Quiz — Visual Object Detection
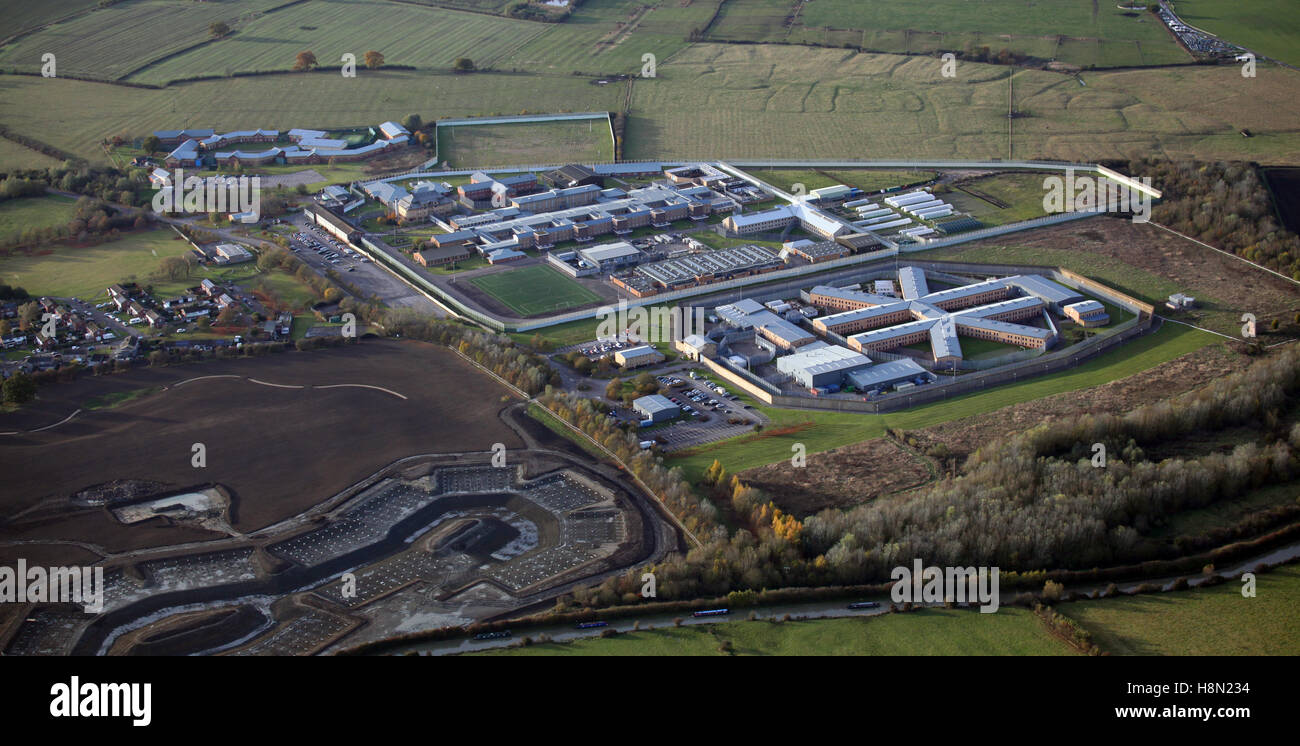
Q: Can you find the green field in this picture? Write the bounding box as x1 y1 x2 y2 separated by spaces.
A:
0 194 78 239
1172 0 1300 67
1 0 108 40
1062 564 1300 655
2 2 1300 175
0 229 193 299
724 0 1193 68
469 264 603 316
479 607 1073 656
437 118 614 168
623 44 1300 164
668 323 1220 480
0 72 624 164
127 0 551 84
944 172 1054 225
0 0 288 81
0 139 66 171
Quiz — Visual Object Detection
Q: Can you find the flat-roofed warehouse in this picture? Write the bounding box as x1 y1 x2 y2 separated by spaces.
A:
578 241 642 271
846 358 931 392
634 394 679 423
775 343 873 389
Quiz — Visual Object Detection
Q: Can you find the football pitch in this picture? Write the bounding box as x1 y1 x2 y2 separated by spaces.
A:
468 264 603 317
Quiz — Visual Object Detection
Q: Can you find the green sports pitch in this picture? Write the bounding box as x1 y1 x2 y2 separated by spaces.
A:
468 264 603 317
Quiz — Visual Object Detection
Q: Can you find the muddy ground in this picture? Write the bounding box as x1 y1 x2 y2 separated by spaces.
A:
0 340 525 557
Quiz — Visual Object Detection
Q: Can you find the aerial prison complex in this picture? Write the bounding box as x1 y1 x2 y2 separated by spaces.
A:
675 266 1113 397
154 121 412 169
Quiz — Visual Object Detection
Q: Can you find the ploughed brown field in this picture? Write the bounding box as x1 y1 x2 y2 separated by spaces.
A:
0 340 524 558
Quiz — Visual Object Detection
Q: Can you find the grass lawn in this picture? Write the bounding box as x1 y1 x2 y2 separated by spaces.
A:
0 229 193 300
437 118 614 169
479 607 1072 656
690 231 786 250
82 386 162 411
945 172 1054 226
469 264 602 317
668 323 1220 480
0 195 79 239
1061 564 1300 655
0 139 66 171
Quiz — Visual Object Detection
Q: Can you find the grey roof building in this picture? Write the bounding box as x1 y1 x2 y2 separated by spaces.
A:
634 394 680 423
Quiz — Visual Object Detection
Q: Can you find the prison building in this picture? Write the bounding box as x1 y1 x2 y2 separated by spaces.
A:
921 278 1011 311
953 295 1045 324
542 164 604 189
458 172 541 208
723 202 848 239
1002 275 1084 313
153 128 216 146
955 316 1054 348
775 343 873 389
511 184 602 212
415 245 472 266
715 298 769 328
614 344 665 370
807 285 899 312
897 266 929 300
635 245 782 290
1063 300 1109 327
752 312 817 351
305 203 362 244
784 239 850 264
813 301 914 335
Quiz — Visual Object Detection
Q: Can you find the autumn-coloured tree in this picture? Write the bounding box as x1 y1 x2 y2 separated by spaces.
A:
364 50 384 69
293 50 318 71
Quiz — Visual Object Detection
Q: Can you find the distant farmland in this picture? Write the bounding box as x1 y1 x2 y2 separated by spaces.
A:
0 72 624 163
127 0 551 84
0 0 288 80
710 0 1190 68
437 118 614 168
